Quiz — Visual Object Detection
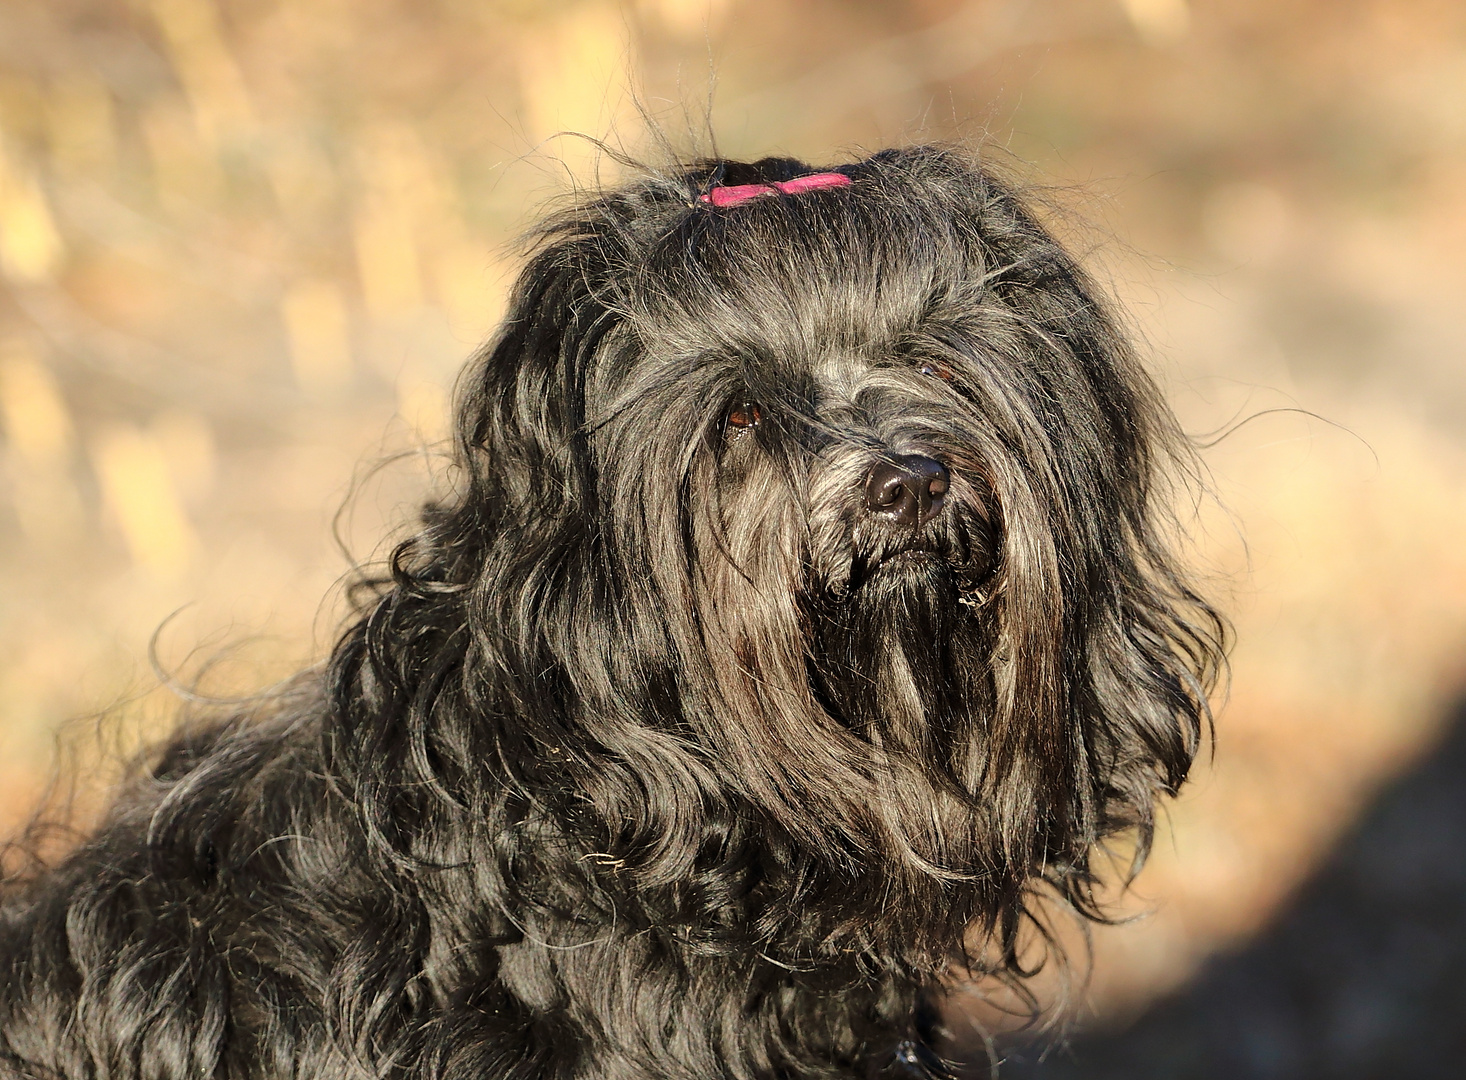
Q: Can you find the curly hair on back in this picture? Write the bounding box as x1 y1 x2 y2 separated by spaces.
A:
0 145 1224 1080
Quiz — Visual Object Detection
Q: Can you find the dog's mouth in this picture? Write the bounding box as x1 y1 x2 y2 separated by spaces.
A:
848 542 949 591
874 548 940 570
845 538 995 608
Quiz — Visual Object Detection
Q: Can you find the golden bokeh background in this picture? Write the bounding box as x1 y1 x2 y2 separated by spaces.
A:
2 0 1465 1072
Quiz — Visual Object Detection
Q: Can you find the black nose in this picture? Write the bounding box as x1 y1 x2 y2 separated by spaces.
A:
864 455 950 527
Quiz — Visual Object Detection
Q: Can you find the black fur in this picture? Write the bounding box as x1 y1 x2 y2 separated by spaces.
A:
0 147 1223 1079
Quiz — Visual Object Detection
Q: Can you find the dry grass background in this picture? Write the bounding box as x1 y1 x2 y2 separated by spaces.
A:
2 0 1465 1067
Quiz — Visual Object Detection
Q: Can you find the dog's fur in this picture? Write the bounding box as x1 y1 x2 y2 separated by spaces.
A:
0 147 1223 1079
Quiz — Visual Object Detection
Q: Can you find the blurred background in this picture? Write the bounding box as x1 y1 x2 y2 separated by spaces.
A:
1 0 1464 1075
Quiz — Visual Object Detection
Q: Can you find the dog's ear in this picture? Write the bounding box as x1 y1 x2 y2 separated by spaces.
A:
454 235 619 527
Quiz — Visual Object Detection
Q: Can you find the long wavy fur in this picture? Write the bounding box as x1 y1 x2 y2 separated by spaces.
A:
0 146 1224 1079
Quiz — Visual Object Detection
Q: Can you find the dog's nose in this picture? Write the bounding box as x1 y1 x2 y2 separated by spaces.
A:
864 455 949 527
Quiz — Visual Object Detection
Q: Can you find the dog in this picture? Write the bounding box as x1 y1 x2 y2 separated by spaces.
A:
0 146 1223 1079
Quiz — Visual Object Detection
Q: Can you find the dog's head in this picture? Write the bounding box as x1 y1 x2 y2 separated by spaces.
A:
364 147 1223 968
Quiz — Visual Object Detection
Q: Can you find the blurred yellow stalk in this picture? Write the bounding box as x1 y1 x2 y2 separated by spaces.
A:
354 194 424 317
0 141 64 283
92 423 198 579
519 3 638 182
1122 0 1191 46
0 341 74 467
0 342 84 544
148 0 256 147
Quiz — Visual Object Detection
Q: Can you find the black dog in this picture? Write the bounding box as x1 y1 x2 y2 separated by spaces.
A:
0 147 1223 1079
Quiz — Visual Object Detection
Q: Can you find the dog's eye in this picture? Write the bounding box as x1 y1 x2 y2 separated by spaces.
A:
726 402 762 431
918 360 953 381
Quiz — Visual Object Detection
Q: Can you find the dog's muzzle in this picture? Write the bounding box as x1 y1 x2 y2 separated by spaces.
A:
864 455 949 527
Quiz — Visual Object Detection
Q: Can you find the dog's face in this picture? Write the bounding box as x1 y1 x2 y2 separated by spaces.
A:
440 148 1222 962
586 294 1014 801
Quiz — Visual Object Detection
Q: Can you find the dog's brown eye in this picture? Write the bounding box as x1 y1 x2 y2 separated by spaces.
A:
918 360 953 381
726 402 761 431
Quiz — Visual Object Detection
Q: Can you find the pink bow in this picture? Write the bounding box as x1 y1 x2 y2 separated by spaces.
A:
699 172 851 208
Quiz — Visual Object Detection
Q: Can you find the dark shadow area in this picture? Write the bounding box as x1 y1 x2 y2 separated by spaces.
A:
996 690 1466 1079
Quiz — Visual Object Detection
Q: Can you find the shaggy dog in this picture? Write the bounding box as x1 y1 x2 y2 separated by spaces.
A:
0 147 1223 1080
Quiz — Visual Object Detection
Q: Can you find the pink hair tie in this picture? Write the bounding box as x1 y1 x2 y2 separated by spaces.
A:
700 172 851 208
